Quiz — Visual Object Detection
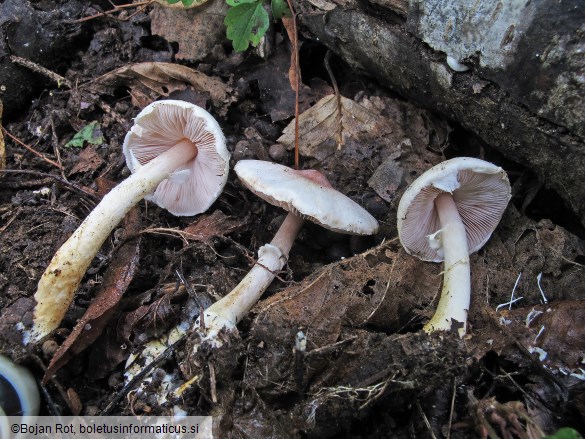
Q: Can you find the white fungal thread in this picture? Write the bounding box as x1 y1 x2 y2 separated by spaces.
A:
534 325 545 343
509 272 522 310
496 296 523 311
525 308 543 327
536 272 548 304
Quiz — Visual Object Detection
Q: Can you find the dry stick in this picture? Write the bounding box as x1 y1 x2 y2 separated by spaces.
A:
0 169 98 203
10 55 129 131
10 55 72 88
416 400 438 439
446 377 457 439
100 336 186 415
324 51 343 147
1 127 64 170
66 0 153 23
285 0 300 170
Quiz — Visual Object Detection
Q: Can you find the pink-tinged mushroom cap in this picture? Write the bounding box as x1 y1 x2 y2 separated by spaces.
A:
123 100 229 216
234 160 379 235
397 157 511 262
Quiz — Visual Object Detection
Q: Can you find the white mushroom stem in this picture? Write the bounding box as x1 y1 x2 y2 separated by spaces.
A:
423 192 471 337
199 212 305 345
30 139 198 342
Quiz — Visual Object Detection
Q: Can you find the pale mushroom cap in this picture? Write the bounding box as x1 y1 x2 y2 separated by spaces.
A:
397 157 511 262
123 100 229 216
234 160 379 235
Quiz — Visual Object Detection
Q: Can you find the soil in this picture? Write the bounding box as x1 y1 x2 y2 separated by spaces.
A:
1 0 584 437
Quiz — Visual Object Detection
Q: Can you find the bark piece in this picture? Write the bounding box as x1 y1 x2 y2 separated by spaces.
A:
299 0 585 224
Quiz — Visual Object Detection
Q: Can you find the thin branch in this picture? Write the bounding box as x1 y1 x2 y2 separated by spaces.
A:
9 55 129 130
100 335 186 415
1 127 64 170
10 55 72 88
65 1 153 23
324 51 343 147
0 169 98 203
285 0 300 170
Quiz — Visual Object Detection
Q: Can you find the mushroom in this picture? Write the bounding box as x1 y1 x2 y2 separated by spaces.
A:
30 100 229 342
0 355 40 416
199 160 379 344
397 157 510 337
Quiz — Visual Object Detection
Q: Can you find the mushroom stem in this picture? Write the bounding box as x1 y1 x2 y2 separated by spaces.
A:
200 212 304 342
31 139 198 342
423 192 471 337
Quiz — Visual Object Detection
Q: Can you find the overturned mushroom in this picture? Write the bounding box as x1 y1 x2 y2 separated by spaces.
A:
30 100 229 342
0 355 39 417
199 160 379 345
397 157 510 337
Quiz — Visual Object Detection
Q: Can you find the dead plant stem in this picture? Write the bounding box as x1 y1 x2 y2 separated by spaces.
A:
285 0 300 170
66 1 153 23
0 169 98 202
1 127 64 170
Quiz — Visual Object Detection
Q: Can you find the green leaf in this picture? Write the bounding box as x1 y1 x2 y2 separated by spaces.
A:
182 0 196 6
65 122 104 148
544 428 583 439
167 0 182 4
226 0 258 6
225 2 269 52
271 0 290 19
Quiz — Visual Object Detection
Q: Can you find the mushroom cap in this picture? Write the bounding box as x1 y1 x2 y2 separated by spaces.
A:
234 160 379 235
397 157 511 262
123 100 229 216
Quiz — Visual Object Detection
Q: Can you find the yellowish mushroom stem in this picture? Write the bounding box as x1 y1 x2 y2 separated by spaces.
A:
30 139 197 342
423 192 471 337
199 212 304 344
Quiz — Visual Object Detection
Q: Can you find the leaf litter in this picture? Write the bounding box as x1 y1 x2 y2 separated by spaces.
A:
0 4 583 437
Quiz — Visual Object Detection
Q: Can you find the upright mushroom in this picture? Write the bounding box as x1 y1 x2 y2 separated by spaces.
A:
199 160 379 344
30 100 229 342
397 157 510 337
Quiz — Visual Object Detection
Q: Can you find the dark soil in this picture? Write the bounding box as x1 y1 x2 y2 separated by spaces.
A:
1 0 584 437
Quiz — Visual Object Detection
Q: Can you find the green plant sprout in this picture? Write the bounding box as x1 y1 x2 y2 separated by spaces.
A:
225 0 290 51
65 121 104 148
165 0 290 52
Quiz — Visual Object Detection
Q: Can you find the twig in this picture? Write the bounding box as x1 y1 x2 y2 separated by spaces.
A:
416 400 438 439
446 377 456 439
10 55 72 88
324 51 343 147
0 208 20 234
209 362 217 403
100 335 186 415
66 1 153 23
10 56 129 130
1 127 64 170
0 169 97 203
285 0 300 170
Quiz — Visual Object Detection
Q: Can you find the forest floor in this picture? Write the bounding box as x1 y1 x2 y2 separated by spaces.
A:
0 0 584 437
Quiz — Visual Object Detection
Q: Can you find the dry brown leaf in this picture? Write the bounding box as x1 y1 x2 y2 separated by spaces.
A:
255 238 440 338
69 146 105 176
278 94 395 160
92 62 232 111
183 210 249 242
123 295 177 345
499 300 585 374
151 2 227 62
153 0 209 8
281 17 300 92
43 181 142 382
